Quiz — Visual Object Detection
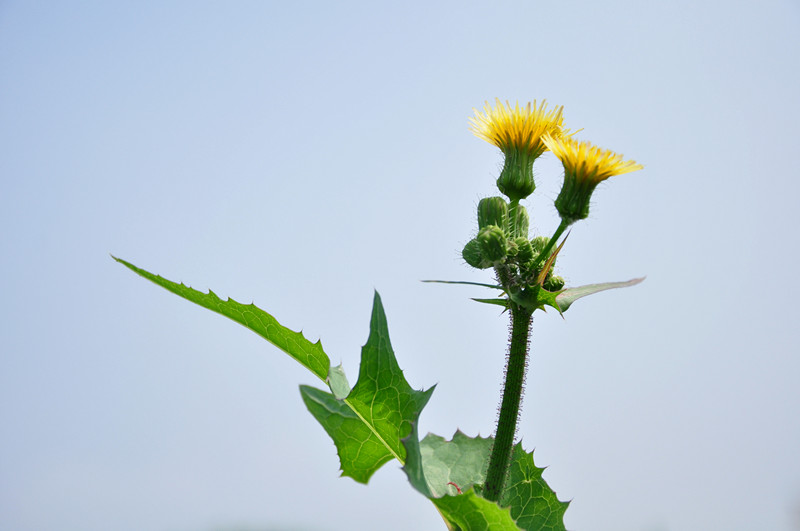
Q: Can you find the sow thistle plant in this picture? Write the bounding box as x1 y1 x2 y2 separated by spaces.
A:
115 98 643 531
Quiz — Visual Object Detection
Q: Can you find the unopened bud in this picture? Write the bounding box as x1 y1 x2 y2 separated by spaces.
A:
477 225 507 264
477 197 508 230
531 236 549 255
506 238 519 257
514 237 534 264
544 275 565 291
462 238 492 269
507 203 530 239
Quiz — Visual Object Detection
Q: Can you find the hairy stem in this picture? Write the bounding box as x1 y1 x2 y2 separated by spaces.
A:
483 304 533 502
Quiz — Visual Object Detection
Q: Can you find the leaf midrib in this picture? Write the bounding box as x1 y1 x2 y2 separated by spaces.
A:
343 397 405 465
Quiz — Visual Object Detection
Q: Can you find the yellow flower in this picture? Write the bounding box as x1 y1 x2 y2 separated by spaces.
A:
469 99 568 201
470 99 566 160
541 133 643 223
541 134 643 184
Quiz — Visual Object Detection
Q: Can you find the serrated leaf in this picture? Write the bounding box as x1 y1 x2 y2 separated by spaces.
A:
402 420 434 497
113 256 330 381
417 431 493 497
300 292 434 483
345 291 435 463
500 443 569 530
402 431 568 531
535 289 562 315
117 258 429 485
435 489 520 531
299 385 394 483
556 277 645 312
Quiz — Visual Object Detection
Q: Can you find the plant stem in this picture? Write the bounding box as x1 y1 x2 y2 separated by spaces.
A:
483 304 533 502
535 218 570 270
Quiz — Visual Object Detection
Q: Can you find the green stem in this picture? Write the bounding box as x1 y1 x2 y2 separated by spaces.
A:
483 304 533 502
535 218 570 270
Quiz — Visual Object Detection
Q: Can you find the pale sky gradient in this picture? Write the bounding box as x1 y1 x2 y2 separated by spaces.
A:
2 2 799 530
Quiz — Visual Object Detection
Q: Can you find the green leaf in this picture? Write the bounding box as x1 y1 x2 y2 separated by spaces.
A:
500 443 569 530
117 258 430 484
401 421 434 497
435 489 520 531
301 292 434 483
556 277 645 312
345 291 435 463
113 256 330 381
411 431 493 498
402 431 568 531
299 385 394 483
534 289 561 315
509 287 548 312
471 298 509 308
422 280 503 290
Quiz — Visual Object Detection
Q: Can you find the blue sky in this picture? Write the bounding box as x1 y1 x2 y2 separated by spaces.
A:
2 1 799 530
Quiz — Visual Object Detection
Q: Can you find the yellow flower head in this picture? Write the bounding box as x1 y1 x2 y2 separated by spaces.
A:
541 134 643 184
470 98 569 201
541 133 643 224
470 98 567 160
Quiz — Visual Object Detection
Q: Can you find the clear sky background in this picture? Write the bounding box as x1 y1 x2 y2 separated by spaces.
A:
2 2 799 530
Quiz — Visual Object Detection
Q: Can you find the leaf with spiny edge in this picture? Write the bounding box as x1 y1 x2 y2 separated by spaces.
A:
117 257 434 485
500 443 569 530
299 385 394 483
344 291 435 464
303 292 434 483
402 430 568 531
113 256 330 381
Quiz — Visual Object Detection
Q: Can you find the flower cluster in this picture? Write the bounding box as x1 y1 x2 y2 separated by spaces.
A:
464 98 642 295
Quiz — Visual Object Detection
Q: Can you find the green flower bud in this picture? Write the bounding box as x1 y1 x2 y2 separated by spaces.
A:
477 225 507 264
477 196 508 230
530 236 556 271
506 238 519 257
513 237 534 264
507 203 530 239
544 275 565 291
530 236 549 254
462 238 492 269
